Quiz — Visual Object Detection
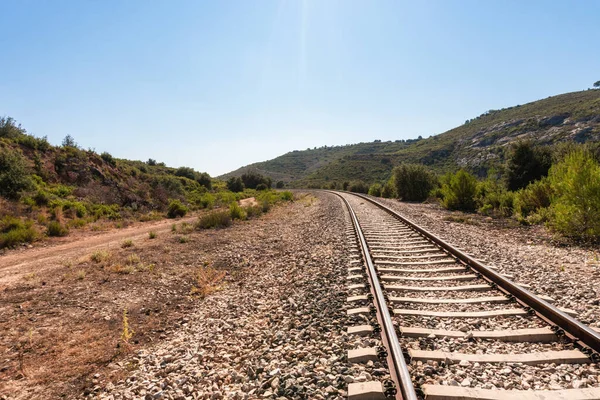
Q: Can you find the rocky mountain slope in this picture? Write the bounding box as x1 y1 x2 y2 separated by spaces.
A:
221 90 600 187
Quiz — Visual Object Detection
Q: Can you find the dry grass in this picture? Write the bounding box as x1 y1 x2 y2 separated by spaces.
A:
190 264 226 298
121 239 134 248
90 250 110 263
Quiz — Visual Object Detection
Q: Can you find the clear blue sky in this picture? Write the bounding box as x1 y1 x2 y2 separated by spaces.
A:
1 1 599 176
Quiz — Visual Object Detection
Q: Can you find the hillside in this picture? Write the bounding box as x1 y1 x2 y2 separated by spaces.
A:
221 90 600 187
0 117 218 248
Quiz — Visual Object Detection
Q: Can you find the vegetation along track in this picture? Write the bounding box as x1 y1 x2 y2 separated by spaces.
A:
333 191 600 400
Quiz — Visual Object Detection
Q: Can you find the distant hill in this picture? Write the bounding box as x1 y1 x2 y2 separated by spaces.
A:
220 90 600 187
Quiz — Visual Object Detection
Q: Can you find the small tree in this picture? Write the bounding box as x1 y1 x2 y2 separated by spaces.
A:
547 149 600 241
227 176 244 192
0 149 32 199
348 180 369 194
275 180 285 189
505 141 552 191
62 134 77 148
441 169 478 211
368 183 382 197
392 164 436 201
593 80 600 89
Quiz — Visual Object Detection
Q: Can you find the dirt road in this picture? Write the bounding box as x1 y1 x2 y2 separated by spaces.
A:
0 215 197 287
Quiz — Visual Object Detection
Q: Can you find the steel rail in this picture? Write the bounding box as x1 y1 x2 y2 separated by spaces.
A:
333 192 418 400
350 192 600 358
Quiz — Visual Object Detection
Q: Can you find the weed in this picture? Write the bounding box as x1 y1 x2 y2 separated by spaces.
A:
148 231 157 239
121 239 134 248
190 265 226 298
178 236 190 243
179 222 193 234
121 308 134 345
90 250 110 263
76 269 86 280
171 224 177 233
23 272 36 281
126 254 141 265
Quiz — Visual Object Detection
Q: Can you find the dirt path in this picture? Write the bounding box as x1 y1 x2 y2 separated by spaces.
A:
0 215 197 287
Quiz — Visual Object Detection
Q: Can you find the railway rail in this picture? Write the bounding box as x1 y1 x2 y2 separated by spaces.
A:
334 191 600 400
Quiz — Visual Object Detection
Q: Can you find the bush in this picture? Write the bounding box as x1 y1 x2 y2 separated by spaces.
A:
381 179 396 198
62 134 77 148
547 149 600 241
226 176 244 192
196 211 232 229
0 217 37 248
441 169 478 211
47 221 69 237
276 181 285 189
229 202 247 220
279 191 293 201
513 178 553 221
245 205 263 219
392 164 437 201
0 148 32 199
348 180 369 194
101 152 116 166
368 183 382 197
477 179 515 217
256 183 268 191
505 141 552 191
167 199 188 218
241 171 271 189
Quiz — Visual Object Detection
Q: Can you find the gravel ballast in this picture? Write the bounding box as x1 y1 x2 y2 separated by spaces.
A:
89 192 360 400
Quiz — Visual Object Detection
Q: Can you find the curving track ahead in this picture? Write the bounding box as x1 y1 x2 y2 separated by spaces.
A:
335 191 600 400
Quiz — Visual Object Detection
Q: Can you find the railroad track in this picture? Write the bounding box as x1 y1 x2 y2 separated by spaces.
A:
335 191 600 400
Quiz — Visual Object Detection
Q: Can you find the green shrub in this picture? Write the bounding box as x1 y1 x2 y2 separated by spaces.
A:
368 183 382 197
381 179 396 198
47 221 69 237
256 183 268 191
91 204 121 220
514 178 553 221
33 190 50 206
279 191 293 201
245 205 263 219
348 180 369 194
216 191 238 207
392 164 437 201
547 149 600 241
0 148 32 199
226 176 244 192
241 171 271 189
0 222 37 248
477 179 515 217
101 152 116 166
229 202 247 220
505 141 552 191
167 199 188 218
441 169 478 211
196 211 232 229
50 185 73 198
276 181 285 189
